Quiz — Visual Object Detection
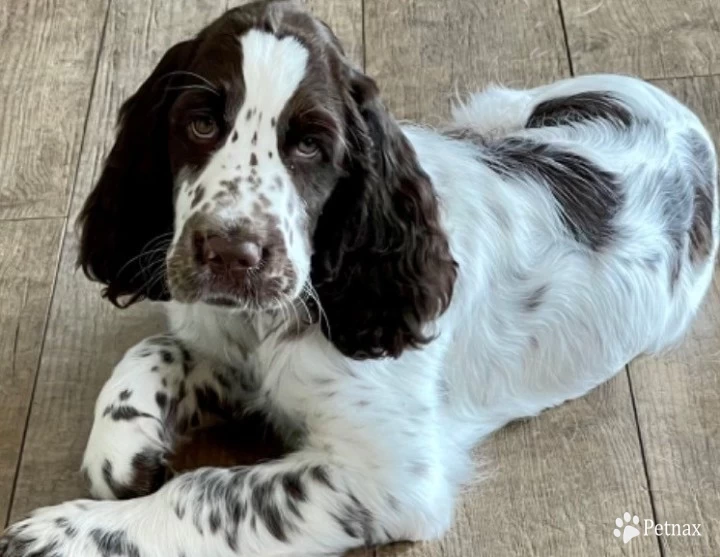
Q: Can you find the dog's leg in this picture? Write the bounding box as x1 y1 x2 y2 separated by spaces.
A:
1 446 450 557
81 334 249 500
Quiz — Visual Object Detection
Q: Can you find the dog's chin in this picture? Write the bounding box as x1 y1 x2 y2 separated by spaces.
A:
195 286 303 313
168 271 304 313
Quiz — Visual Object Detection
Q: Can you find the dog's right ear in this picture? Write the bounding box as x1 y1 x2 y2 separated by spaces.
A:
77 40 197 307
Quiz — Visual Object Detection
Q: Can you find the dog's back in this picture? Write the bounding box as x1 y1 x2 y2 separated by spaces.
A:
404 75 718 440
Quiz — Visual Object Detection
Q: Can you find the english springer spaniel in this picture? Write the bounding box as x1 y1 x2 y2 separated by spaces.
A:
1 1 717 556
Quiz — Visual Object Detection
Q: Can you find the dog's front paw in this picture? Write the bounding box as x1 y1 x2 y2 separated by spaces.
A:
82 340 184 499
0 500 136 557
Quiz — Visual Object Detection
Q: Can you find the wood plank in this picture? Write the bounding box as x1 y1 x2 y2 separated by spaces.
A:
562 0 720 80
0 0 110 219
364 0 570 123
7 0 228 520
306 0 363 67
365 2 657 556
378 375 659 557
0 219 63 526
9 0 365 525
628 76 720 557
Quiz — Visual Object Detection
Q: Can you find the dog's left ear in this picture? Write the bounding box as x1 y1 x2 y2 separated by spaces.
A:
311 66 457 360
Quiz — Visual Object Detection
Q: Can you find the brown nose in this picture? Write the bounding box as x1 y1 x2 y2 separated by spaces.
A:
200 235 262 272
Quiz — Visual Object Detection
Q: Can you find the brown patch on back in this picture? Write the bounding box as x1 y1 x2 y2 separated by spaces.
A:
527 92 633 129
686 130 717 265
485 138 622 250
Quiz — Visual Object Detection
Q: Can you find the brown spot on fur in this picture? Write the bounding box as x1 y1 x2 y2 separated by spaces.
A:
191 185 205 209
259 194 271 208
271 117 276 127
442 127 486 145
686 130 716 265
268 151 273 159
525 284 548 311
201 202 211 212
220 178 240 195
246 109 252 121
231 130 238 142
485 138 621 250
251 131 258 145
250 153 258 166
527 92 633 128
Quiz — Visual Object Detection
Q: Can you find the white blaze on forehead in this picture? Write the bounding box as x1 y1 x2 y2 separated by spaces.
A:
240 29 309 110
173 30 309 230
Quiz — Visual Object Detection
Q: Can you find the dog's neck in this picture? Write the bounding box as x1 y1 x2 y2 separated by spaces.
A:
165 297 314 366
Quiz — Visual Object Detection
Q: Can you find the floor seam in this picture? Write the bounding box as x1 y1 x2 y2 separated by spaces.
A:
626 366 665 557
555 0 575 76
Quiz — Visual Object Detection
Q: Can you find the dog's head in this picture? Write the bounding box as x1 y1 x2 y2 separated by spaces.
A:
78 0 456 359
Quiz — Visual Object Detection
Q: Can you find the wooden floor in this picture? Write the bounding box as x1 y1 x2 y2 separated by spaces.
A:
1 0 719 555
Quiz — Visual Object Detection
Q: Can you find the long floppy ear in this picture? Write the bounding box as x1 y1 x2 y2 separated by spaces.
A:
311 68 457 359
77 40 196 307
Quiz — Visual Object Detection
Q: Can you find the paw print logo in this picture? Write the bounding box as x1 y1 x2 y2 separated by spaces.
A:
614 512 641 544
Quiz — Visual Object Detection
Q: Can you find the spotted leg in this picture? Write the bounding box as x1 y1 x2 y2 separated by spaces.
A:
1 443 451 557
81 334 248 500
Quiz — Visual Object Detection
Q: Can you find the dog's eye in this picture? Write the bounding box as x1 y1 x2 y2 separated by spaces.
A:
293 137 321 158
188 117 219 141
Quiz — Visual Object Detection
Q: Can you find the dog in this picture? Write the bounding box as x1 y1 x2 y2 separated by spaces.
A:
1 1 717 555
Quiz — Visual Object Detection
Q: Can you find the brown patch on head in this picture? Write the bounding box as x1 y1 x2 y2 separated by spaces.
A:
190 185 205 209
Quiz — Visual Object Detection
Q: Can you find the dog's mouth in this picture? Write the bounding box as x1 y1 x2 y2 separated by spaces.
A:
166 260 297 310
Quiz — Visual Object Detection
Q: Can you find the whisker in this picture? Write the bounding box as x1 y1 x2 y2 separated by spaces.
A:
166 84 221 96
159 70 219 91
115 232 174 279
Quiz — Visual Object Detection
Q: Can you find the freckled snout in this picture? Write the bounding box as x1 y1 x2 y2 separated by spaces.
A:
167 212 296 307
